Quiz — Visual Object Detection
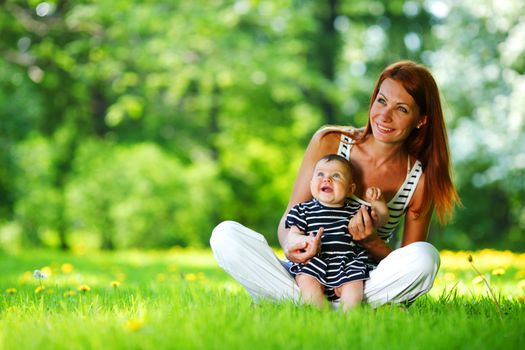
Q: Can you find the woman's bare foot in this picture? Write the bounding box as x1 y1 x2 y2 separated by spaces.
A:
364 187 389 228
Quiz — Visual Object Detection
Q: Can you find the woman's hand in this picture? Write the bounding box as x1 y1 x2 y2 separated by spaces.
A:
348 206 380 243
346 126 365 140
284 227 324 264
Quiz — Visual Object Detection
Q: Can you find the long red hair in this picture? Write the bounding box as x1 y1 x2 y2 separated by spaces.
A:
361 60 460 223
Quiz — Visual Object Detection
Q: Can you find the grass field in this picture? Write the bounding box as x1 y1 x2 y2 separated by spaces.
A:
1 248 524 349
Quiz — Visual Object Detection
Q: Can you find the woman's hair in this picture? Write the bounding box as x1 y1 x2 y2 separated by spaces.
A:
319 61 460 223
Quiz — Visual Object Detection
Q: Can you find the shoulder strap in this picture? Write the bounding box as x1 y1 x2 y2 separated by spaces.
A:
337 133 353 160
402 160 423 210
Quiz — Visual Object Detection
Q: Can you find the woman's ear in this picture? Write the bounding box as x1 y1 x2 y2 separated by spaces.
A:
416 115 428 129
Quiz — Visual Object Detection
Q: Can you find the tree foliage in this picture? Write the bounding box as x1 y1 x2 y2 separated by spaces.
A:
0 0 523 251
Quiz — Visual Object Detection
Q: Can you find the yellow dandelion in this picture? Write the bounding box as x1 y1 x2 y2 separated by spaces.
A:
111 281 121 288
518 280 525 291
6 288 17 294
35 286 46 294
78 284 91 293
491 268 505 276
124 318 144 332
156 273 166 282
61 263 74 274
64 290 76 297
184 273 197 281
472 276 484 285
167 265 178 272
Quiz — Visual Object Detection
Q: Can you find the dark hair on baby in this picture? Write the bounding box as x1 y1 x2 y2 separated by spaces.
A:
317 154 353 178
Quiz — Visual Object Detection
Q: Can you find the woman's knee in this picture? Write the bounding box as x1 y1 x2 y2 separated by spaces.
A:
404 241 440 277
210 220 239 251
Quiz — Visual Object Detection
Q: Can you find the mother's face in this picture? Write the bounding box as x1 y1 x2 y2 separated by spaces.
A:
369 78 426 145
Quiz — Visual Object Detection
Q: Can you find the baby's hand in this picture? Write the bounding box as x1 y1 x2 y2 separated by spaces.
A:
364 187 383 202
364 187 389 228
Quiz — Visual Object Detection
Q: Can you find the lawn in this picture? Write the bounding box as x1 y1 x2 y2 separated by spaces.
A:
1 248 524 349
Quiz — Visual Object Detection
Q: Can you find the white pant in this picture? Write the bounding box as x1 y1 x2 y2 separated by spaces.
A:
210 221 440 307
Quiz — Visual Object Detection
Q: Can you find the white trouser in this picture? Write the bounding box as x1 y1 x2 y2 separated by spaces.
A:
210 221 440 307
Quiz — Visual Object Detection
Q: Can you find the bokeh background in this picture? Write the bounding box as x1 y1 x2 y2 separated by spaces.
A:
0 0 524 252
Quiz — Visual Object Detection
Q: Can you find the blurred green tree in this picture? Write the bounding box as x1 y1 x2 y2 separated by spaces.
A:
0 0 523 250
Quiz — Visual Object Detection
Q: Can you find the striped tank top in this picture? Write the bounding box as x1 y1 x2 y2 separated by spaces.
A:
337 133 423 243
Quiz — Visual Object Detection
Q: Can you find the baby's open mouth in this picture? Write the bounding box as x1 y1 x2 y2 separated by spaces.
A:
321 186 333 193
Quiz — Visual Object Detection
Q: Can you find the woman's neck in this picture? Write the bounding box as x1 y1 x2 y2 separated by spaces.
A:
361 136 407 168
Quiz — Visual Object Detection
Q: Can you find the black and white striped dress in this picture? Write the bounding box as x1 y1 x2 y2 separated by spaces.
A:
286 199 371 300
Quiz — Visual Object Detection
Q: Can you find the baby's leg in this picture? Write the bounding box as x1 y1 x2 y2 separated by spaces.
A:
336 280 364 312
365 187 389 227
295 274 326 308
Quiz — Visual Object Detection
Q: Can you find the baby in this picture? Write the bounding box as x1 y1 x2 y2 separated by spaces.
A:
286 154 388 311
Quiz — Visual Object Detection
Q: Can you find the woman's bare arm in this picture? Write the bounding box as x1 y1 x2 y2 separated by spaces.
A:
401 172 433 246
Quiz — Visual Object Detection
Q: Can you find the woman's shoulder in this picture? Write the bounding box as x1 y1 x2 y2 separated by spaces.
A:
314 125 359 138
313 125 366 146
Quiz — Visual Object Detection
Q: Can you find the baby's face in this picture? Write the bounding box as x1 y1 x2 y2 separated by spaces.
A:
310 160 354 207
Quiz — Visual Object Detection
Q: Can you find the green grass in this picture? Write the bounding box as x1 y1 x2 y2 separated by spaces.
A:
1 248 524 349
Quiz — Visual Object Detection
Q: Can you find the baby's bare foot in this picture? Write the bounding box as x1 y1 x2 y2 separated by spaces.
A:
365 187 389 228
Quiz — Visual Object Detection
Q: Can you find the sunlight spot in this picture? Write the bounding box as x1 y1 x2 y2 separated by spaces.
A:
36 2 54 17
334 16 350 32
17 37 31 52
28 66 44 83
427 0 450 19
349 61 366 76
251 71 267 85
271 17 286 33
403 1 420 17
518 280 525 291
233 0 250 15
368 1 385 16
404 32 421 52
364 25 386 58
444 272 456 281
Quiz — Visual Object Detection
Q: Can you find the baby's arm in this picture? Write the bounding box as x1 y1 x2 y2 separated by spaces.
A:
364 187 389 228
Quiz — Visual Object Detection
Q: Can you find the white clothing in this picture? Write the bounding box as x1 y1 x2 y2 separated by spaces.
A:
210 220 440 307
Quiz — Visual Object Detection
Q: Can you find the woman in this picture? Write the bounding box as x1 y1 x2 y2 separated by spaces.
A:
210 60 460 307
